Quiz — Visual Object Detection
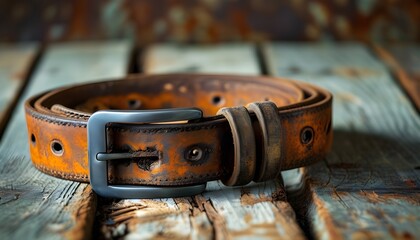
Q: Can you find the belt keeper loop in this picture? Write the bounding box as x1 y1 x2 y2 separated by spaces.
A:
217 106 256 186
247 101 282 182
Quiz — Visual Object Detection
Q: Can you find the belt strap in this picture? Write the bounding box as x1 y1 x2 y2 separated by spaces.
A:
25 74 332 192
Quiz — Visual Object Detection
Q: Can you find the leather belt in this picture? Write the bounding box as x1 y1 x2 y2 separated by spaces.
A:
25 74 333 198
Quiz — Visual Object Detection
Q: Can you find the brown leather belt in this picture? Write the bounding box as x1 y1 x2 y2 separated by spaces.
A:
25 74 333 198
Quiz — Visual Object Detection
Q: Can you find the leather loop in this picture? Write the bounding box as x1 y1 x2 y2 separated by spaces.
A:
217 106 256 186
247 101 282 182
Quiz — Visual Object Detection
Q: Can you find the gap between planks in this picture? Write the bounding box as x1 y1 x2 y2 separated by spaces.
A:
373 44 420 113
0 43 40 140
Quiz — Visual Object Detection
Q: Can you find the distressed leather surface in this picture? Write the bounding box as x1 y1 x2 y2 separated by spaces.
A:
25 74 333 186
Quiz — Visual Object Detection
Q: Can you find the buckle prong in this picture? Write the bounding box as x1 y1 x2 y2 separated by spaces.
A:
87 108 206 199
96 152 133 161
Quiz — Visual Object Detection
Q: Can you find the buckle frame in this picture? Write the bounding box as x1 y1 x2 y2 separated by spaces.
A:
87 108 206 199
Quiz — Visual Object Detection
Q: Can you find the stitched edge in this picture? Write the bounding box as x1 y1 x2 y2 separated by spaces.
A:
34 163 90 182
27 108 87 128
109 123 221 134
26 97 332 129
109 172 222 185
33 161 223 185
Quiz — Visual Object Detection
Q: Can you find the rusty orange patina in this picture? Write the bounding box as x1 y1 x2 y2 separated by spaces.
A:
25 74 333 187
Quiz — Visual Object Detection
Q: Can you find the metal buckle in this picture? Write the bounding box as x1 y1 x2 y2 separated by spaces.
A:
87 108 206 199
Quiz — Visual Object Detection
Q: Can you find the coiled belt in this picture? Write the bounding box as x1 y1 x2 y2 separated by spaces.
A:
25 74 333 198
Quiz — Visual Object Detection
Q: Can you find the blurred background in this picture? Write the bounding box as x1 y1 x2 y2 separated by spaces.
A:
0 2 419 239
1 0 419 44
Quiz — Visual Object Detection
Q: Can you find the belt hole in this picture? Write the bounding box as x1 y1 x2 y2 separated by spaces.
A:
31 134 36 144
163 83 173 91
212 95 224 106
128 99 141 109
184 144 210 163
51 140 64 156
301 127 314 145
185 146 204 162
179 85 188 93
186 147 203 161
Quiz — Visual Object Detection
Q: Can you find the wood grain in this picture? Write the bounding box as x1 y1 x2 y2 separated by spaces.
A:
0 41 132 240
0 43 38 137
374 44 420 112
142 43 260 75
263 43 420 239
98 43 305 239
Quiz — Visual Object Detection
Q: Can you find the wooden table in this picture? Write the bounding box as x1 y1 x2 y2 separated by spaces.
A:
0 41 418 240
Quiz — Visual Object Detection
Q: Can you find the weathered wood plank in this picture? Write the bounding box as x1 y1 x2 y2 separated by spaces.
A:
263 43 420 239
98 43 305 239
0 41 132 240
374 44 420 112
0 43 38 137
142 44 260 75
